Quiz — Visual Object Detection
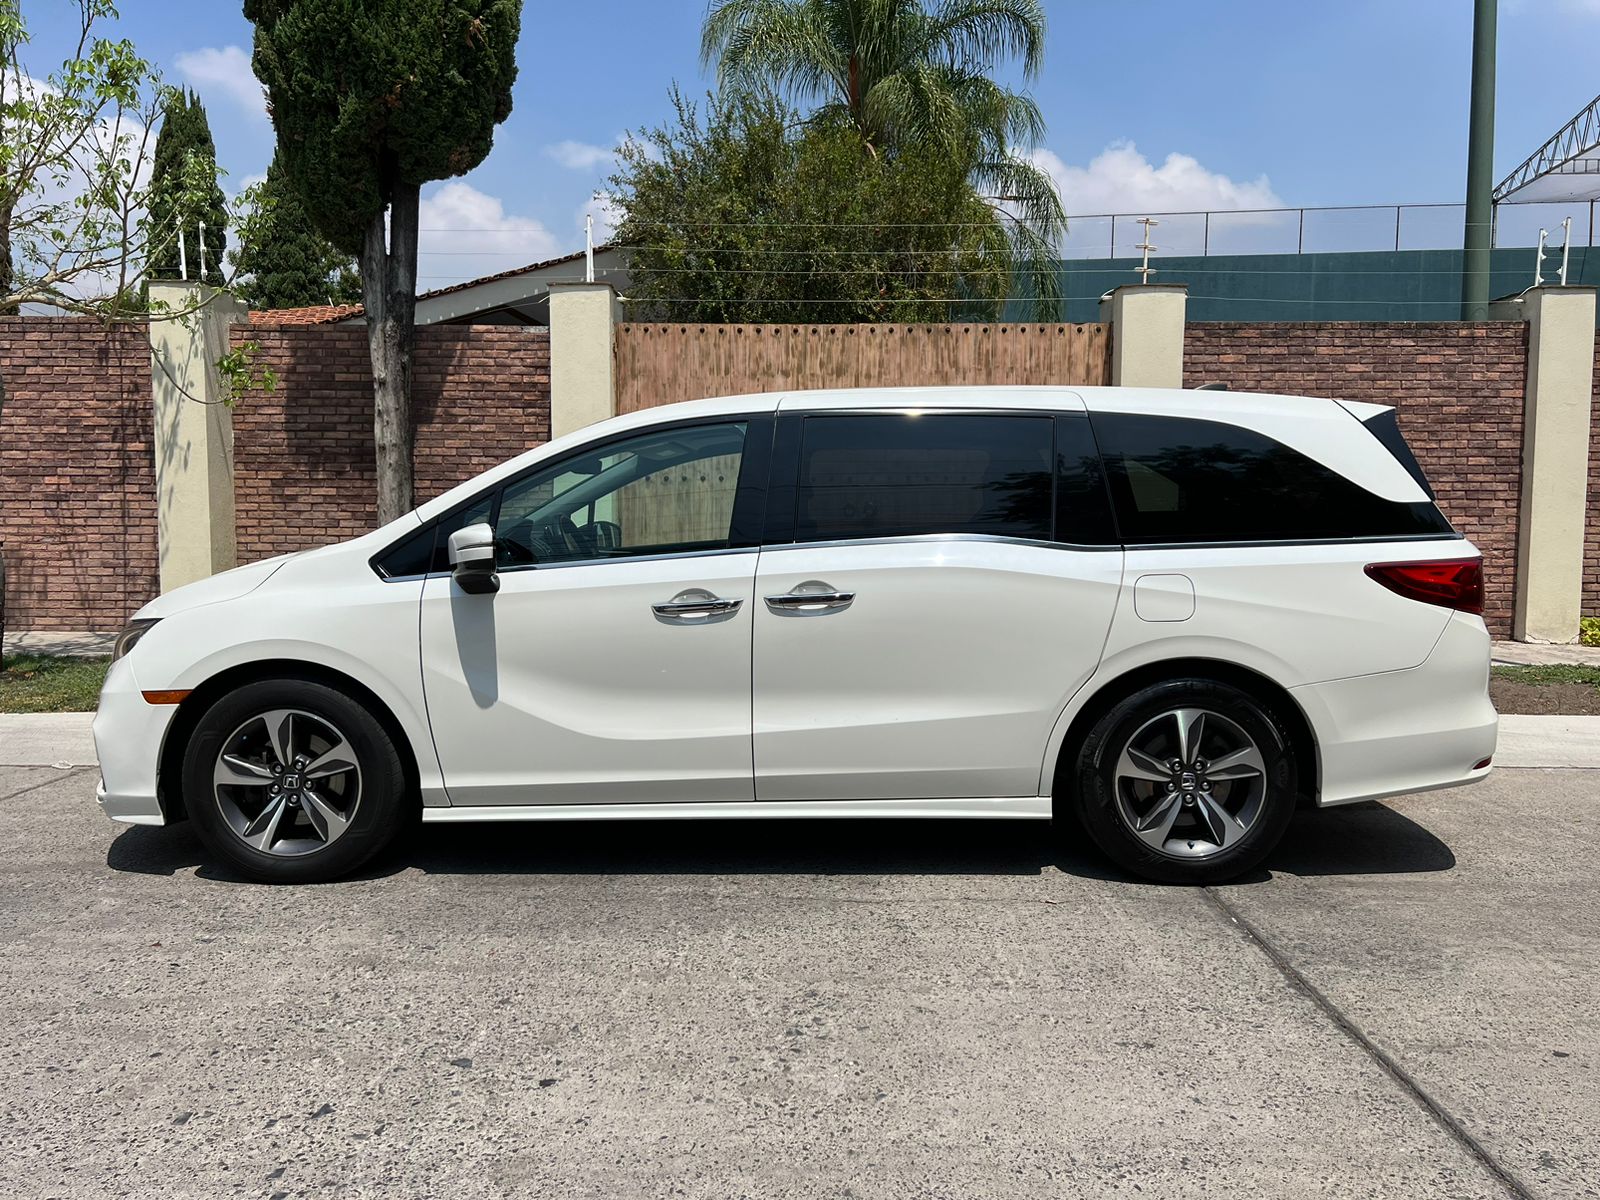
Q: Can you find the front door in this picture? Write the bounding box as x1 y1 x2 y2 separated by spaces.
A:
752 410 1123 802
421 417 769 808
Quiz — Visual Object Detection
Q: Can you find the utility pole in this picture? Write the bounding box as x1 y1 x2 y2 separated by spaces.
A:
1461 0 1497 320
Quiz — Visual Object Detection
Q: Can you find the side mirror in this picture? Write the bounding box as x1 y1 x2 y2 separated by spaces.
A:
447 523 499 595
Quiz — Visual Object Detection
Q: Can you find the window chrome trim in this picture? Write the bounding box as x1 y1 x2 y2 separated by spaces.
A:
761 532 1121 554
1120 531 1466 553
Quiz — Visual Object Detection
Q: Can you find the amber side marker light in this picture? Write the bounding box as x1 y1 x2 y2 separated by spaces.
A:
141 690 192 705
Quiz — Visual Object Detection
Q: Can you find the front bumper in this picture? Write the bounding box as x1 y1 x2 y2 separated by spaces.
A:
91 656 179 826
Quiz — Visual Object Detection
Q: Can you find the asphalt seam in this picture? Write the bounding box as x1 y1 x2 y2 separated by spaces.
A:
1201 886 1539 1200
0 765 93 802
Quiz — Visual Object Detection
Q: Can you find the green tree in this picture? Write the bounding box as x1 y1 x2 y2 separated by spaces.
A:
701 0 1063 314
146 89 225 286
231 151 360 310
244 0 522 523
1 1 240 661
610 88 1014 323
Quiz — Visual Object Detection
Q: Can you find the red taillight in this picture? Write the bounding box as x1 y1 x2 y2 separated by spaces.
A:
1364 558 1484 615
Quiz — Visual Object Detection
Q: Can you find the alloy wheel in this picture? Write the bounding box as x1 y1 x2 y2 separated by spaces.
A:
212 708 362 857
1112 707 1268 860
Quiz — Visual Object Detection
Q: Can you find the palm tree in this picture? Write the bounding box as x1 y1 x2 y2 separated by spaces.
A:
701 0 1064 315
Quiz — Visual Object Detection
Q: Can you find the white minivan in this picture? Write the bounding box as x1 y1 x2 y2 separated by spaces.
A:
95 387 1497 884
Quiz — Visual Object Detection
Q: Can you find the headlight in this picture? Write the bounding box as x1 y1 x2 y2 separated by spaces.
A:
112 618 161 662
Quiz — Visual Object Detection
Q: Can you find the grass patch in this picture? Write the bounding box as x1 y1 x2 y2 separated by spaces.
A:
0 655 110 713
1491 664 1600 689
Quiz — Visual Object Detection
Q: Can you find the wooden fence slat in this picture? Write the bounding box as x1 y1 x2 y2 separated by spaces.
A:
614 322 1112 413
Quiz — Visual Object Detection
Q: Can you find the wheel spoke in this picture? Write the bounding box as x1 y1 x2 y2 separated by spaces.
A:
1117 745 1172 784
304 738 356 780
300 788 350 842
1195 792 1250 848
260 710 296 768
1206 744 1266 781
214 754 273 788
1172 709 1206 764
240 795 289 851
1133 792 1184 849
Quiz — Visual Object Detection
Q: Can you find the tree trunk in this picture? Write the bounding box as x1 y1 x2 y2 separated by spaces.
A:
0 195 16 317
361 182 420 526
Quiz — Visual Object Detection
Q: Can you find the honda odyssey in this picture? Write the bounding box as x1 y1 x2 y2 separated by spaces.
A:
95 386 1497 884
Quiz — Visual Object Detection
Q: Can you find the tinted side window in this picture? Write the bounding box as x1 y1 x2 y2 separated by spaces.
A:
1091 413 1454 545
1054 415 1118 546
795 414 1053 543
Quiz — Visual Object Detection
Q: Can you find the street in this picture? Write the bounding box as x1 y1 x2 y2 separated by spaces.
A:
0 759 1595 1199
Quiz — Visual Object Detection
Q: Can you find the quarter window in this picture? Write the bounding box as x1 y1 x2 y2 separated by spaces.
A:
1091 413 1454 544
794 414 1054 543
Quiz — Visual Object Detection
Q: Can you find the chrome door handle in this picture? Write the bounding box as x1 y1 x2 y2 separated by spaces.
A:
764 590 855 612
652 596 743 618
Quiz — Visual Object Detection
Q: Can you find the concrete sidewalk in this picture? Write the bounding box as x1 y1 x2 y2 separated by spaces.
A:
3 631 115 658
3 710 1597 771
1490 640 1600 666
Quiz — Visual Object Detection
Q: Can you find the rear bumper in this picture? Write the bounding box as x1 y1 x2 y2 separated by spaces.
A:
1292 612 1497 807
91 656 177 826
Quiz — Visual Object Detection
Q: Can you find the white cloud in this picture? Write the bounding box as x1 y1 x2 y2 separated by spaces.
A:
546 140 616 171
417 181 564 289
1031 142 1281 217
174 45 267 122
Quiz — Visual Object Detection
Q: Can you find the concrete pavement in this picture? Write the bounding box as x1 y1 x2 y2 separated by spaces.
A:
1 746 1597 1196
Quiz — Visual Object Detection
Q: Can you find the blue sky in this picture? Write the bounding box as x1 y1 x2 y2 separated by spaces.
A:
18 0 1600 287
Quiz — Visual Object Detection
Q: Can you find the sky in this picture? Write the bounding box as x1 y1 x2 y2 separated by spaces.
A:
16 0 1600 290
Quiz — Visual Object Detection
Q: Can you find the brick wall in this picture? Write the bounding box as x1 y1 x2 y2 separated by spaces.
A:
231 325 550 561
1185 323 1529 636
0 318 157 632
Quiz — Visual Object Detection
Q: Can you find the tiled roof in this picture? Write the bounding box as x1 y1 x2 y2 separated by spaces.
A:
248 303 363 326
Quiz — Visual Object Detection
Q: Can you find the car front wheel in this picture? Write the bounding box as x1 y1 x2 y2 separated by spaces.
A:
1071 679 1298 884
182 678 410 883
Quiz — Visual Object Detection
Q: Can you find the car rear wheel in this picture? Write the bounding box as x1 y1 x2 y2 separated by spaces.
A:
182 679 410 883
1070 679 1298 884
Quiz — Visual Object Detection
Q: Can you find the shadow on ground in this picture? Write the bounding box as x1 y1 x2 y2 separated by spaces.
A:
106 800 1454 885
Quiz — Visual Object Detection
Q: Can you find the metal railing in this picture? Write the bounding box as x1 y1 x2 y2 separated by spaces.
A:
1060 200 1598 261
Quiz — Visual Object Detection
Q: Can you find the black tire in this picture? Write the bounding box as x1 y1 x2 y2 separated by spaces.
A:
1069 679 1298 884
182 678 411 883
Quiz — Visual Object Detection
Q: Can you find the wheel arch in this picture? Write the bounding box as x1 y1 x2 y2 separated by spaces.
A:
157 659 423 823
1048 658 1319 816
